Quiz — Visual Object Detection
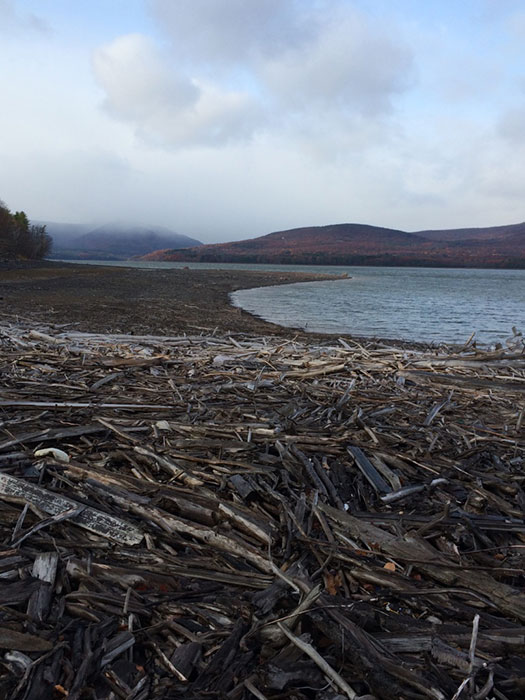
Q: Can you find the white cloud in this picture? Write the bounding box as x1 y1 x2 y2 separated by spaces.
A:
93 34 198 119
92 33 264 147
92 2 413 149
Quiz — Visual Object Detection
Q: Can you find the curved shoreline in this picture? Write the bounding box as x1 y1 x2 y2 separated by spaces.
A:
0 260 438 349
0 260 351 340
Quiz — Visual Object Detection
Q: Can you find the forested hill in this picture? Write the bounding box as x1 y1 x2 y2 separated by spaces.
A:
416 222 525 242
141 221 525 268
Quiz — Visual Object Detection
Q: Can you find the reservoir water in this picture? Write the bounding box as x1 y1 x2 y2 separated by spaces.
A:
57 260 525 345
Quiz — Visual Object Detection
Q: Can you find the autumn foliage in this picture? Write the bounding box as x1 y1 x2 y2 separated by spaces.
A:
0 199 52 260
143 222 525 268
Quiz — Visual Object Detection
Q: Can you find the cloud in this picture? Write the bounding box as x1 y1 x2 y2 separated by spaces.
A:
92 33 264 147
93 34 199 120
149 0 311 66
7 0 525 240
261 11 412 116
92 1 413 149
498 106 525 144
0 148 139 223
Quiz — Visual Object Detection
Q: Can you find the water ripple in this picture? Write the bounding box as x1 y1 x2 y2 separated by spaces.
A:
232 266 525 345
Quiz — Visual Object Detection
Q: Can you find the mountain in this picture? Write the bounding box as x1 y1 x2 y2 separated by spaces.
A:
142 221 525 268
34 221 93 249
42 222 202 260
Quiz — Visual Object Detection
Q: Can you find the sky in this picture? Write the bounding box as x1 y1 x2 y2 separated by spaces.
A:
1 0 525 243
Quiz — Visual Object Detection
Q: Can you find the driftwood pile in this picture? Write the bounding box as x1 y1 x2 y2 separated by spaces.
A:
0 319 524 700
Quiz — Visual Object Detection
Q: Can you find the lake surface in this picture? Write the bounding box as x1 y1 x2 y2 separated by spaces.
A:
56 260 525 345
234 267 525 345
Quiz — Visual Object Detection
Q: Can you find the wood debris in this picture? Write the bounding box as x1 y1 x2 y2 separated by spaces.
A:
0 318 524 699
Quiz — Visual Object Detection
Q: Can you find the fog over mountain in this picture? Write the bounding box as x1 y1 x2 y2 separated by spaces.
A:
40 221 202 260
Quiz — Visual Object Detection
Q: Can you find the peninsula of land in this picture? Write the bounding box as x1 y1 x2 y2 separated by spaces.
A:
0 261 344 338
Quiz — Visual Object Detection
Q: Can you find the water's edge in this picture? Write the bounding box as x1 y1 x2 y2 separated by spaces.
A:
53 260 525 346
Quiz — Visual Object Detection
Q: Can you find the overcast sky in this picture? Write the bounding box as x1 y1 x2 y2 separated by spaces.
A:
1 0 525 242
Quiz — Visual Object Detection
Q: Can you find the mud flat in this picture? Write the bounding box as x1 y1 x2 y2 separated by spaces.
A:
0 314 524 698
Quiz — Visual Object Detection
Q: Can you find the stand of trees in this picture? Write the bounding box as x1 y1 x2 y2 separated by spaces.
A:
0 199 51 260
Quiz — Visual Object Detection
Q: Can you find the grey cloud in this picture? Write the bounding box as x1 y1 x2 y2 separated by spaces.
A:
149 0 311 66
151 0 413 113
261 13 413 116
0 0 48 34
498 105 525 144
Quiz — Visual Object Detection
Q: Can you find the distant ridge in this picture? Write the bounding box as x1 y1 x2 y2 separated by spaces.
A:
416 222 525 242
42 221 202 260
141 221 525 268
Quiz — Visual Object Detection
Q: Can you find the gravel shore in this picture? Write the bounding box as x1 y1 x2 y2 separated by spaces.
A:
0 261 343 338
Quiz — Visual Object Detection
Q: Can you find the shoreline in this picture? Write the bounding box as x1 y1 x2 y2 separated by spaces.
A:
0 260 430 349
0 260 344 339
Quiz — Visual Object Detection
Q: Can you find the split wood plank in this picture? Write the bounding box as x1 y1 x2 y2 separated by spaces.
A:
0 473 143 545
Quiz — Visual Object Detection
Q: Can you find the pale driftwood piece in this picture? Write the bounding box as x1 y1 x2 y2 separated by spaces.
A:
379 484 425 504
400 369 525 393
64 463 217 526
57 332 194 343
28 330 66 345
368 454 402 490
282 362 346 379
0 473 143 545
217 502 273 545
125 500 273 574
27 552 59 622
96 417 140 443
